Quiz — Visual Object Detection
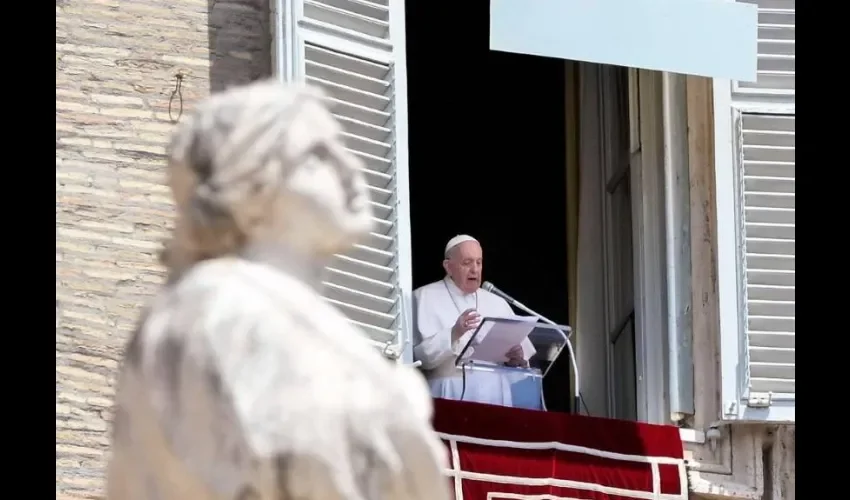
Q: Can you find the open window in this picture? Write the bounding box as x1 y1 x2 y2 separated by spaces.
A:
403 0 573 412
401 0 669 420
280 0 766 427
282 0 671 421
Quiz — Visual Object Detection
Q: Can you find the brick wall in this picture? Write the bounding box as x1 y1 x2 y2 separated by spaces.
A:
56 1 270 497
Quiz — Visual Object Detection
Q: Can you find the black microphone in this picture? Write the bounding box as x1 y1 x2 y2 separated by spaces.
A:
481 281 525 308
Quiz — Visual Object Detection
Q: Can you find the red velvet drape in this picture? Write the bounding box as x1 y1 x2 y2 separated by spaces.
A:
432 398 687 500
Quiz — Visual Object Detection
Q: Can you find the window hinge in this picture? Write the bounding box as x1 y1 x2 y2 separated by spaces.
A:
382 340 401 360
746 392 773 408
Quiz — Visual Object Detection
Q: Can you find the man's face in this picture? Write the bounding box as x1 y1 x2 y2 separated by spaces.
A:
443 241 483 294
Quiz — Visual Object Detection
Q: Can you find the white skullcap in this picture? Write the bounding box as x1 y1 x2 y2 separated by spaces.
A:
444 234 478 256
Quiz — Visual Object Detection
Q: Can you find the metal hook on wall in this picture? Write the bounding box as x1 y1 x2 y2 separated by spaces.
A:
168 73 184 123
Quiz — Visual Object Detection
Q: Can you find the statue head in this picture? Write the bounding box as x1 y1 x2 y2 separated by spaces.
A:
162 80 373 271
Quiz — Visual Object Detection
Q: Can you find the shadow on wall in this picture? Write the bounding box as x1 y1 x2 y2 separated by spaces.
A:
207 0 272 93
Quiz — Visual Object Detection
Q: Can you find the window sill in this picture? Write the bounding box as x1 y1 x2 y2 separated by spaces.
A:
679 428 705 444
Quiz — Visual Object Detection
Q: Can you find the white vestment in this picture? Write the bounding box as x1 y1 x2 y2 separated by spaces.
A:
413 278 537 407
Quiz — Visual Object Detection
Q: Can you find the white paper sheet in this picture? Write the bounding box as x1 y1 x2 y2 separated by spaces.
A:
468 315 539 364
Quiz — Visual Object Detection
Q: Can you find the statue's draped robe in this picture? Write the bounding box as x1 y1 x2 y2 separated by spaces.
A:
413 278 536 407
108 257 448 500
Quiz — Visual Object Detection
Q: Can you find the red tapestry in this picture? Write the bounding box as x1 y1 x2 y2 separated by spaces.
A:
432 398 687 500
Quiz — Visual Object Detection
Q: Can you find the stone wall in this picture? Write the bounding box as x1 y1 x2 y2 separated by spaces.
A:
56 1 270 497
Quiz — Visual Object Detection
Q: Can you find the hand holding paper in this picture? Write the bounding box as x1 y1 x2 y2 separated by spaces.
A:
504 345 528 367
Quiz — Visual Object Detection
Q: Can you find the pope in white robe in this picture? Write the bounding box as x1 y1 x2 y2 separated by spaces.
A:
413 235 536 407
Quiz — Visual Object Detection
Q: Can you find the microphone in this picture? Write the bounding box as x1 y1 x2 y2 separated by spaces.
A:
481 281 526 309
482 281 568 335
480 281 581 414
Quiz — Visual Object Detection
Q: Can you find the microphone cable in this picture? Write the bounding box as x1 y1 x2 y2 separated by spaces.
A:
459 361 469 401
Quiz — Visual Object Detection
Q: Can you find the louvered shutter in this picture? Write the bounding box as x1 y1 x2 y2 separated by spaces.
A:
714 0 794 422
735 0 794 96
282 0 413 358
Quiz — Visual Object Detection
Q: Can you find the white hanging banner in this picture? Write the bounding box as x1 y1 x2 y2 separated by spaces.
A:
490 0 758 82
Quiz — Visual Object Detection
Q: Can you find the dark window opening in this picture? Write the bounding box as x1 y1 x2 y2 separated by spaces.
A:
404 0 571 412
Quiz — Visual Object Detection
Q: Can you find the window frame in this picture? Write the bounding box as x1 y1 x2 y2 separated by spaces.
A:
630 69 670 424
388 0 415 364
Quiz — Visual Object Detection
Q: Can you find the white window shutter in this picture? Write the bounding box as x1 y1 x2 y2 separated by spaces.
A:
285 0 413 360
735 0 794 96
714 0 794 422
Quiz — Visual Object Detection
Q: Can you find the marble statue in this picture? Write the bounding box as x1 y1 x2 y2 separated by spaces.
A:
107 80 450 500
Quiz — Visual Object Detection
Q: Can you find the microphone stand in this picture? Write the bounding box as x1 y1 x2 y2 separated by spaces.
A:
509 299 581 415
